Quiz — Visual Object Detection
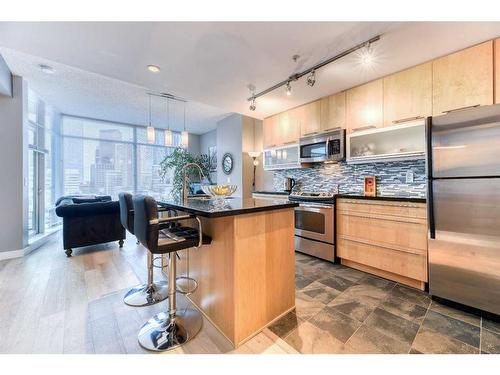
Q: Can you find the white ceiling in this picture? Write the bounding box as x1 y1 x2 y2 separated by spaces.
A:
1 22 500 133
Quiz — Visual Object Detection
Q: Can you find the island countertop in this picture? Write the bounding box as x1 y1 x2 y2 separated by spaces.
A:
157 197 298 218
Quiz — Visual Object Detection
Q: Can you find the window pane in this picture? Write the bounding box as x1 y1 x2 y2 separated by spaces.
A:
137 145 172 199
63 137 134 199
62 117 134 142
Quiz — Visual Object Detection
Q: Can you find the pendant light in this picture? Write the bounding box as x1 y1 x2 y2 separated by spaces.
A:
181 101 189 148
146 94 155 144
164 98 173 146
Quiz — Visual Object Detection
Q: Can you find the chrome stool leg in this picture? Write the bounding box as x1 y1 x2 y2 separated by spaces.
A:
138 252 202 352
176 247 198 295
123 251 168 307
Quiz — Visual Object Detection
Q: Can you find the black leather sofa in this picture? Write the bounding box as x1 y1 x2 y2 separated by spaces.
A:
55 195 126 257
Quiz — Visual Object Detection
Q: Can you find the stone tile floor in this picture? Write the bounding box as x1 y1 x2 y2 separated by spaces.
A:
268 252 500 354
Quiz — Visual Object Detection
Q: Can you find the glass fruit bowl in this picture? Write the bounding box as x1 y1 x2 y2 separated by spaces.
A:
201 185 238 200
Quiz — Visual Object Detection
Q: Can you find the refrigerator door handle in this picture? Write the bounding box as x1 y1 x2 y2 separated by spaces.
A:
425 117 435 239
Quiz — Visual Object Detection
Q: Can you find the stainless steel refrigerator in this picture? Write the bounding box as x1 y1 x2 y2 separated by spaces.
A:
428 104 500 315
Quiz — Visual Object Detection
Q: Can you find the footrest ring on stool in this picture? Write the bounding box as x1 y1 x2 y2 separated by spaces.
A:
175 276 198 295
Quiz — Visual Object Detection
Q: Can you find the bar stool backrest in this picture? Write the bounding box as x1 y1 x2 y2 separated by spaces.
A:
133 194 159 252
118 192 135 235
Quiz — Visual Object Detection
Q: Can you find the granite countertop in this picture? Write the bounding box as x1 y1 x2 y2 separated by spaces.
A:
252 191 289 196
158 197 298 218
336 193 426 203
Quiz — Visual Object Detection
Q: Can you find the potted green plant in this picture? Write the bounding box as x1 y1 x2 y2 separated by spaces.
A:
159 148 213 200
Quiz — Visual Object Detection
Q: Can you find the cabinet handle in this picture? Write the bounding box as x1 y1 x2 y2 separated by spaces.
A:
351 125 376 133
442 104 480 114
323 126 342 131
303 131 318 136
392 116 424 124
283 140 296 145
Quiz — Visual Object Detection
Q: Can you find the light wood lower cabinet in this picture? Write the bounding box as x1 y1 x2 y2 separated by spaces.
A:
336 198 428 290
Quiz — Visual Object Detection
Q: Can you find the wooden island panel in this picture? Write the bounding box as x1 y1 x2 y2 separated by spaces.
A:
173 208 296 348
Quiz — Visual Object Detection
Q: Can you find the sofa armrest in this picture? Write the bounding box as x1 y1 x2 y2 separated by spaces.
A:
56 201 120 218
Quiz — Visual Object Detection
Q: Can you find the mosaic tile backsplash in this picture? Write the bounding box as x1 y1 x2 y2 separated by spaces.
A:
272 159 427 198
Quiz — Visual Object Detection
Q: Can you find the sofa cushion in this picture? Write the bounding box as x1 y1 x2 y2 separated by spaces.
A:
56 200 120 218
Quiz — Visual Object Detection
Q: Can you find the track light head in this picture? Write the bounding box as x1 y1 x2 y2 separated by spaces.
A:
285 81 292 96
307 69 316 87
249 98 256 111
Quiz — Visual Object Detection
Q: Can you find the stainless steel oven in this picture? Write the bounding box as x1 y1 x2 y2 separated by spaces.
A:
299 128 345 163
294 202 335 262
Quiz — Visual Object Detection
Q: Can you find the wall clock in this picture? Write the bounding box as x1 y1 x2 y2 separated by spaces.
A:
222 153 233 175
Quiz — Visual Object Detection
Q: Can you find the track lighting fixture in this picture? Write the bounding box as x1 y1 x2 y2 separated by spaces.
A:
246 35 380 104
249 97 256 111
306 69 316 87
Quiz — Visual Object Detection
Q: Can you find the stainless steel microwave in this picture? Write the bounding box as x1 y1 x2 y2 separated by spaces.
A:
299 128 345 163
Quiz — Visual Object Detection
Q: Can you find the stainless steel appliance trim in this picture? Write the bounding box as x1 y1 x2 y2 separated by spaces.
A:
295 236 335 262
294 203 334 244
299 128 345 163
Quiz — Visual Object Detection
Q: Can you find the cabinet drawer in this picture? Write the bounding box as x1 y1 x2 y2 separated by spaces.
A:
337 212 428 251
337 199 427 220
337 238 428 282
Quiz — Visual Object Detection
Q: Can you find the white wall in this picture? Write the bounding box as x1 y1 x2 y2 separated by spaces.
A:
0 75 28 253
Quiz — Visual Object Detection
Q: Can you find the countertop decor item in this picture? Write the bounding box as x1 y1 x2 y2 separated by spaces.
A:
222 153 234 175
159 148 212 200
364 176 377 196
202 184 237 199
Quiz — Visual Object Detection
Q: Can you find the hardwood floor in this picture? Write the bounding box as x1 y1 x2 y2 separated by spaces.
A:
1 233 498 354
0 234 295 354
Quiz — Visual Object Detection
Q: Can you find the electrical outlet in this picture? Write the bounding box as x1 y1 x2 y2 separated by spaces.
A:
406 170 414 183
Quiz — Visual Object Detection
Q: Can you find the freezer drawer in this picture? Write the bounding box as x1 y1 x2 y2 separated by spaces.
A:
431 104 500 178
429 178 500 314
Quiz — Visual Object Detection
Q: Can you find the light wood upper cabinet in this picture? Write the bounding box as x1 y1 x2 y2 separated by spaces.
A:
495 38 500 104
299 100 321 137
278 110 300 145
432 41 494 115
383 63 432 125
262 115 279 149
346 79 383 133
320 91 346 131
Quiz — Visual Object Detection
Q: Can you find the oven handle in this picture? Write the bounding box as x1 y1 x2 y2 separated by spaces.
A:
298 203 334 209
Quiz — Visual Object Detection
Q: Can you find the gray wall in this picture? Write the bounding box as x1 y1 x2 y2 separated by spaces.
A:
0 76 28 253
216 113 243 197
0 54 12 97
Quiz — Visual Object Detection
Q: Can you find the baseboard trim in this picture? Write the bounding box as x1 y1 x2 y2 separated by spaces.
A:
0 249 24 261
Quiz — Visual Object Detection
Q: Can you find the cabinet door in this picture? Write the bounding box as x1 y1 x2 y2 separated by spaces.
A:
346 79 383 133
432 41 493 115
320 91 346 131
263 115 279 149
283 107 301 144
496 38 500 104
383 63 432 125
300 100 321 137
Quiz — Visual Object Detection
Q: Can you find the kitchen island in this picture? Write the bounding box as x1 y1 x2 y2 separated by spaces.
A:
158 197 298 348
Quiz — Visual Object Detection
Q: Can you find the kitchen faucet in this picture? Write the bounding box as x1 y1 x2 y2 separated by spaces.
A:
181 163 207 203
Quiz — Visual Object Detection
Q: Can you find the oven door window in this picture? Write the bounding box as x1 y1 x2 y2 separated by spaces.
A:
300 142 326 159
295 210 325 234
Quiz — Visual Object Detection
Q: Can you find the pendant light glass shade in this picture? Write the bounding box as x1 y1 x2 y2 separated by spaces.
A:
181 131 189 147
164 129 173 146
146 126 155 144
181 102 188 147
146 94 155 144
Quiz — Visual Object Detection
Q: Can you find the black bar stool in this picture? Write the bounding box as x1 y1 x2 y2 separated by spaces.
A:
119 192 168 307
133 195 211 351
